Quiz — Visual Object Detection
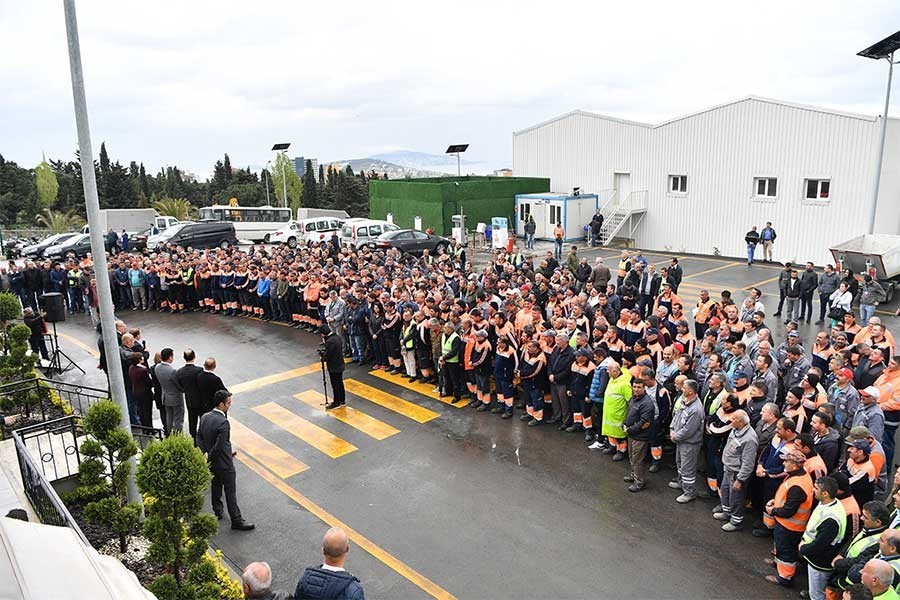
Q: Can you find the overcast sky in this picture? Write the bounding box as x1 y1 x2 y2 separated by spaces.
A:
2 0 899 177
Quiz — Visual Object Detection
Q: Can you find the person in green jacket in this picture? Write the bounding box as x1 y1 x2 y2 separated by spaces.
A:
601 362 632 462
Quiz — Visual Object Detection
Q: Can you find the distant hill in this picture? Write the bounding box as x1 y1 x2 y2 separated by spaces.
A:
369 150 477 171
327 150 503 178
324 157 446 179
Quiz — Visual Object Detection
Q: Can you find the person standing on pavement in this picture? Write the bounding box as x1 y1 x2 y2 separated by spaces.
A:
801 476 847 600
716 409 759 532
196 357 227 415
176 349 204 443
197 389 254 531
774 262 793 318
669 379 704 503
859 276 887 327
764 449 814 588
524 215 536 250
156 347 185 435
295 527 365 600
602 362 632 461
761 221 777 262
320 325 346 410
745 226 761 266
817 265 841 325
800 262 819 324
784 270 802 324
548 333 575 429
623 378 655 492
553 222 565 261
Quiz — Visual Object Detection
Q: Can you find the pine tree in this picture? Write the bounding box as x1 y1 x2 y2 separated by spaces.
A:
223 153 232 183
302 159 318 209
139 163 150 198
98 142 110 175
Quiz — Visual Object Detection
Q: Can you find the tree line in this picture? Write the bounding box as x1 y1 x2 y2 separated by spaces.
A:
0 144 380 227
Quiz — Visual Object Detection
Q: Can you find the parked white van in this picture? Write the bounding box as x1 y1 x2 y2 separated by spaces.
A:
339 219 399 249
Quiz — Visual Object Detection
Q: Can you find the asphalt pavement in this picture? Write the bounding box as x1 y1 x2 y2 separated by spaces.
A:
50 249 898 599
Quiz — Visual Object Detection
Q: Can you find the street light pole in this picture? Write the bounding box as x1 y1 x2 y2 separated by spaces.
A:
870 53 894 235
281 153 288 209
62 0 142 509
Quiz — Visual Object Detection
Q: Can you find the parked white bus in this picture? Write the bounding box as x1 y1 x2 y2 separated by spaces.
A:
197 205 292 243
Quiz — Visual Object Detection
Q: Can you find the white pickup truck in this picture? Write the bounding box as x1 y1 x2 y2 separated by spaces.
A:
81 209 180 235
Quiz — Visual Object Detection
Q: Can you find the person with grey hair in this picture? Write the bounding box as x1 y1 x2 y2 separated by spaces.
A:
717 409 758 531
295 527 365 600
670 379 703 503
242 561 291 600
547 333 575 429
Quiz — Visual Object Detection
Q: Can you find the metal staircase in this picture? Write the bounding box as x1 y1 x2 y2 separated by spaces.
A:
596 190 648 246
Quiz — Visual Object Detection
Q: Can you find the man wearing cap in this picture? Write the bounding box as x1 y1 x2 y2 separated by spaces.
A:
716 409 758 531
764 449 814 587
847 426 888 495
800 476 847 600
844 440 878 506
853 388 886 447
830 368 861 435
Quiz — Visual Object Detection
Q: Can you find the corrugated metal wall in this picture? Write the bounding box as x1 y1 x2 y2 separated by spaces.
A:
513 98 898 267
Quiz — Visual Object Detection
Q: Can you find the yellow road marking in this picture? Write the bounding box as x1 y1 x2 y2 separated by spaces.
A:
230 363 320 394
345 379 440 423
237 453 456 600
368 370 468 408
682 262 738 280
743 275 781 290
254 402 357 458
229 418 309 478
57 332 99 357
294 391 400 441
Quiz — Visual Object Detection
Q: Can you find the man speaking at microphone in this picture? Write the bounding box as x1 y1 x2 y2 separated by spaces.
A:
320 325 346 409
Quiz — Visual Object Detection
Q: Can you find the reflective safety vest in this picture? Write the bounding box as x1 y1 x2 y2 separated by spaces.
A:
181 267 195 286
66 269 82 287
442 332 459 363
843 528 884 560
403 322 416 350
802 500 847 549
773 472 815 532
617 260 629 278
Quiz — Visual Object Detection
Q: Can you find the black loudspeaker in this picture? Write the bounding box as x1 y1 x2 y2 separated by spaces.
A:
42 293 66 323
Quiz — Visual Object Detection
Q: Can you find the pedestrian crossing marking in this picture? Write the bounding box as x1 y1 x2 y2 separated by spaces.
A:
230 363 321 394
345 379 440 423
229 418 309 478
294 391 400 441
367 370 468 408
253 402 358 458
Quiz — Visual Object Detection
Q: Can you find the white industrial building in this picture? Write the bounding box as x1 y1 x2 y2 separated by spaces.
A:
512 96 900 266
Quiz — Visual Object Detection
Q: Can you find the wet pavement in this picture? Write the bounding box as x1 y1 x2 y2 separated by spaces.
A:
52 250 898 600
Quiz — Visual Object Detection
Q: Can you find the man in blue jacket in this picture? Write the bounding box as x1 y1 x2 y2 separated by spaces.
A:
295 527 365 600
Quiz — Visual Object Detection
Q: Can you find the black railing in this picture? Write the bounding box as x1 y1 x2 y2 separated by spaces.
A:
131 423 164 451
0 377 108 438
12 421 89 545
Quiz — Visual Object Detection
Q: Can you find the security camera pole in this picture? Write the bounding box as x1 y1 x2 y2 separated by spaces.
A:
63 0 143 509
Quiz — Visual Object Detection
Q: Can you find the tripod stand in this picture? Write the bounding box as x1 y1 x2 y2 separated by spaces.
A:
47 321 84 376
319 357 329 407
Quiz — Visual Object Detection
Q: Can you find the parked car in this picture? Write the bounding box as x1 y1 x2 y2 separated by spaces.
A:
368 229 451 256
339 219 399 249
44 233 93 261
129 228 151 252
296 216 344 245
267 220 303 248
22 233 79 259
151 221 237 250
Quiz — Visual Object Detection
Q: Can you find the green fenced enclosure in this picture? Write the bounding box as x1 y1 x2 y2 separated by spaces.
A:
368 176 550 236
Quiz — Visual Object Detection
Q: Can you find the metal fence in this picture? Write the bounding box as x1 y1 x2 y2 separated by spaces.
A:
0 377 108 438
12 420 89 545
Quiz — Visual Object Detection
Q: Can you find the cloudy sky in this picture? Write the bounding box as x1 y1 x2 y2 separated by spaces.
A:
2 0 899 177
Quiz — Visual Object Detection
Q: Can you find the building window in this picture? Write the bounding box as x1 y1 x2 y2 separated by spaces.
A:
669 175 687 194
550 205 562 226
804 178 830 200
519 203 530 223
755 177 777 198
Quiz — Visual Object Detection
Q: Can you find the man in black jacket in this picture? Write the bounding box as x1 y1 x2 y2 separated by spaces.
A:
745 226 760 265
295 527 365 600
23 261 42 309
624 379 655 492
548 334 575 429
320 325 345 409
196 357 227 414
196 389 254 530
799 262 818 324
176 349 205 442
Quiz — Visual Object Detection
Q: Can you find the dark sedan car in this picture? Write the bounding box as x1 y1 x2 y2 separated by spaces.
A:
368 229 451 256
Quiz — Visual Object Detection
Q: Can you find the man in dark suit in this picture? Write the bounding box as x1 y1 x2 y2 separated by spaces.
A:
176 349 204 442
196 357 227 415
320 326 345 409
197 389 254 531
636 264 662 319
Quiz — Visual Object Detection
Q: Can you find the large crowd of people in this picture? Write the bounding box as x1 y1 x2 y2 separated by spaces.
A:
14 229 900 600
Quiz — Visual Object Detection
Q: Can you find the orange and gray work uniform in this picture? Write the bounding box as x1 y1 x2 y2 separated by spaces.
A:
764 469 814 585
519 354 546 421
569 361 596 429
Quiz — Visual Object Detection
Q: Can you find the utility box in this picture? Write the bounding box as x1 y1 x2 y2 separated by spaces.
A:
515 193 599 242
369 176 550 236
